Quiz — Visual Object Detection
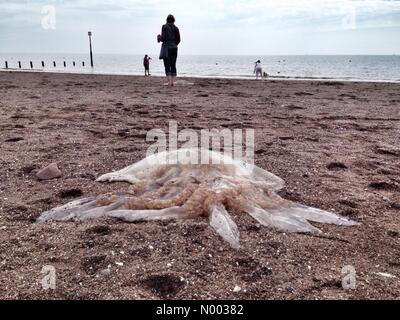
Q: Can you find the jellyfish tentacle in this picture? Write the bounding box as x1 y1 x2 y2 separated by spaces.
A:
36 181 198 223
282 205 359 226
208 204 240 249
237 183 357 231
37 197 98 222
155 165 182 185
73 198 128 220
158 186 185 200
125 183 197 210
106 206 188 222
37 196 130 222
244 204 322 233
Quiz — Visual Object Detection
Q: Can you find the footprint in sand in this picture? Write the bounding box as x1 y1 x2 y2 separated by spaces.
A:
5 137 24 142
326 162 348 171
375 145 400 157
140 274 184 298
368 181 400 191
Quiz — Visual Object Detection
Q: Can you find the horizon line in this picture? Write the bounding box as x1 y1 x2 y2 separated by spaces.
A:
0 52 398 56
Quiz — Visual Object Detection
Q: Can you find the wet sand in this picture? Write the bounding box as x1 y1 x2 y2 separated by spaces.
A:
0 71 399 299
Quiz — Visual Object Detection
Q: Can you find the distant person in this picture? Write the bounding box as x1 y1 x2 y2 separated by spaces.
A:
158 14 181 86
143 54 152 76
254 60 263 80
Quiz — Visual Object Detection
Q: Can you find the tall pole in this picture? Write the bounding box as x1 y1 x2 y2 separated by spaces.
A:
88 31 94 68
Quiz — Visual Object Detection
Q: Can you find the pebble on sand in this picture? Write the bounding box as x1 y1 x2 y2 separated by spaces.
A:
375 272 397 279
233 286 242 293
36 163 62 180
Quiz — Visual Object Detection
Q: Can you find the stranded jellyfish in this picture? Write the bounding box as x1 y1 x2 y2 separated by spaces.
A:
37 149 358 248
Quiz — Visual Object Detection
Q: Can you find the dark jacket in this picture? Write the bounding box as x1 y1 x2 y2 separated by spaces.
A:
160 23 181 48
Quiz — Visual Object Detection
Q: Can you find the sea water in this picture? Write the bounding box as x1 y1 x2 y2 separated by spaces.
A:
1 53 399 82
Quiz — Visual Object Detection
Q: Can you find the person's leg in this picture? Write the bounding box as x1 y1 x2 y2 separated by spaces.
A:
163 58 172 85
169 48 178 86
256 69 262 80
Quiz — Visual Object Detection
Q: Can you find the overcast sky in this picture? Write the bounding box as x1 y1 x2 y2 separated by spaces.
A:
0 0 399 54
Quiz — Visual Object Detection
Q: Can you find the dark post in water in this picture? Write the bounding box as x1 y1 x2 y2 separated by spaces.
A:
5 61 8 69
88 31 94 68
42 61 45 68
18 61 21 69
30 61 33 69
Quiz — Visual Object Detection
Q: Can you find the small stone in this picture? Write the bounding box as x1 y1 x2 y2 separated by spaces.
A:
36 163 62 180
115 262 123 267
326 162 348 171
255 149 266 155
233 286 242 293
58 188 82 198
387 230 399 238
376 272 396 279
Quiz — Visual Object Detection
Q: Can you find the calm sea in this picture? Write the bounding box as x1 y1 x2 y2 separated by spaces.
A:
1 53 399 82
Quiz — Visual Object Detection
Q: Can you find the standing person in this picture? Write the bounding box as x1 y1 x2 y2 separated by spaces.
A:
158 14 181 86
254 60 263 80
143 54 151 76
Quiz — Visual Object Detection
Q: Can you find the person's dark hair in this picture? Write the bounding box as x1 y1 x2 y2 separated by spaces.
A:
167 14 175 23
257 60 261 63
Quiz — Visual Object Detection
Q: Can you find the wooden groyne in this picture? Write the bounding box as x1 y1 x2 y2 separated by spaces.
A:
3 60 87 70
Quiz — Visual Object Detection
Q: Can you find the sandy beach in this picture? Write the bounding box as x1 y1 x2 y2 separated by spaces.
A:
0 71 399 299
